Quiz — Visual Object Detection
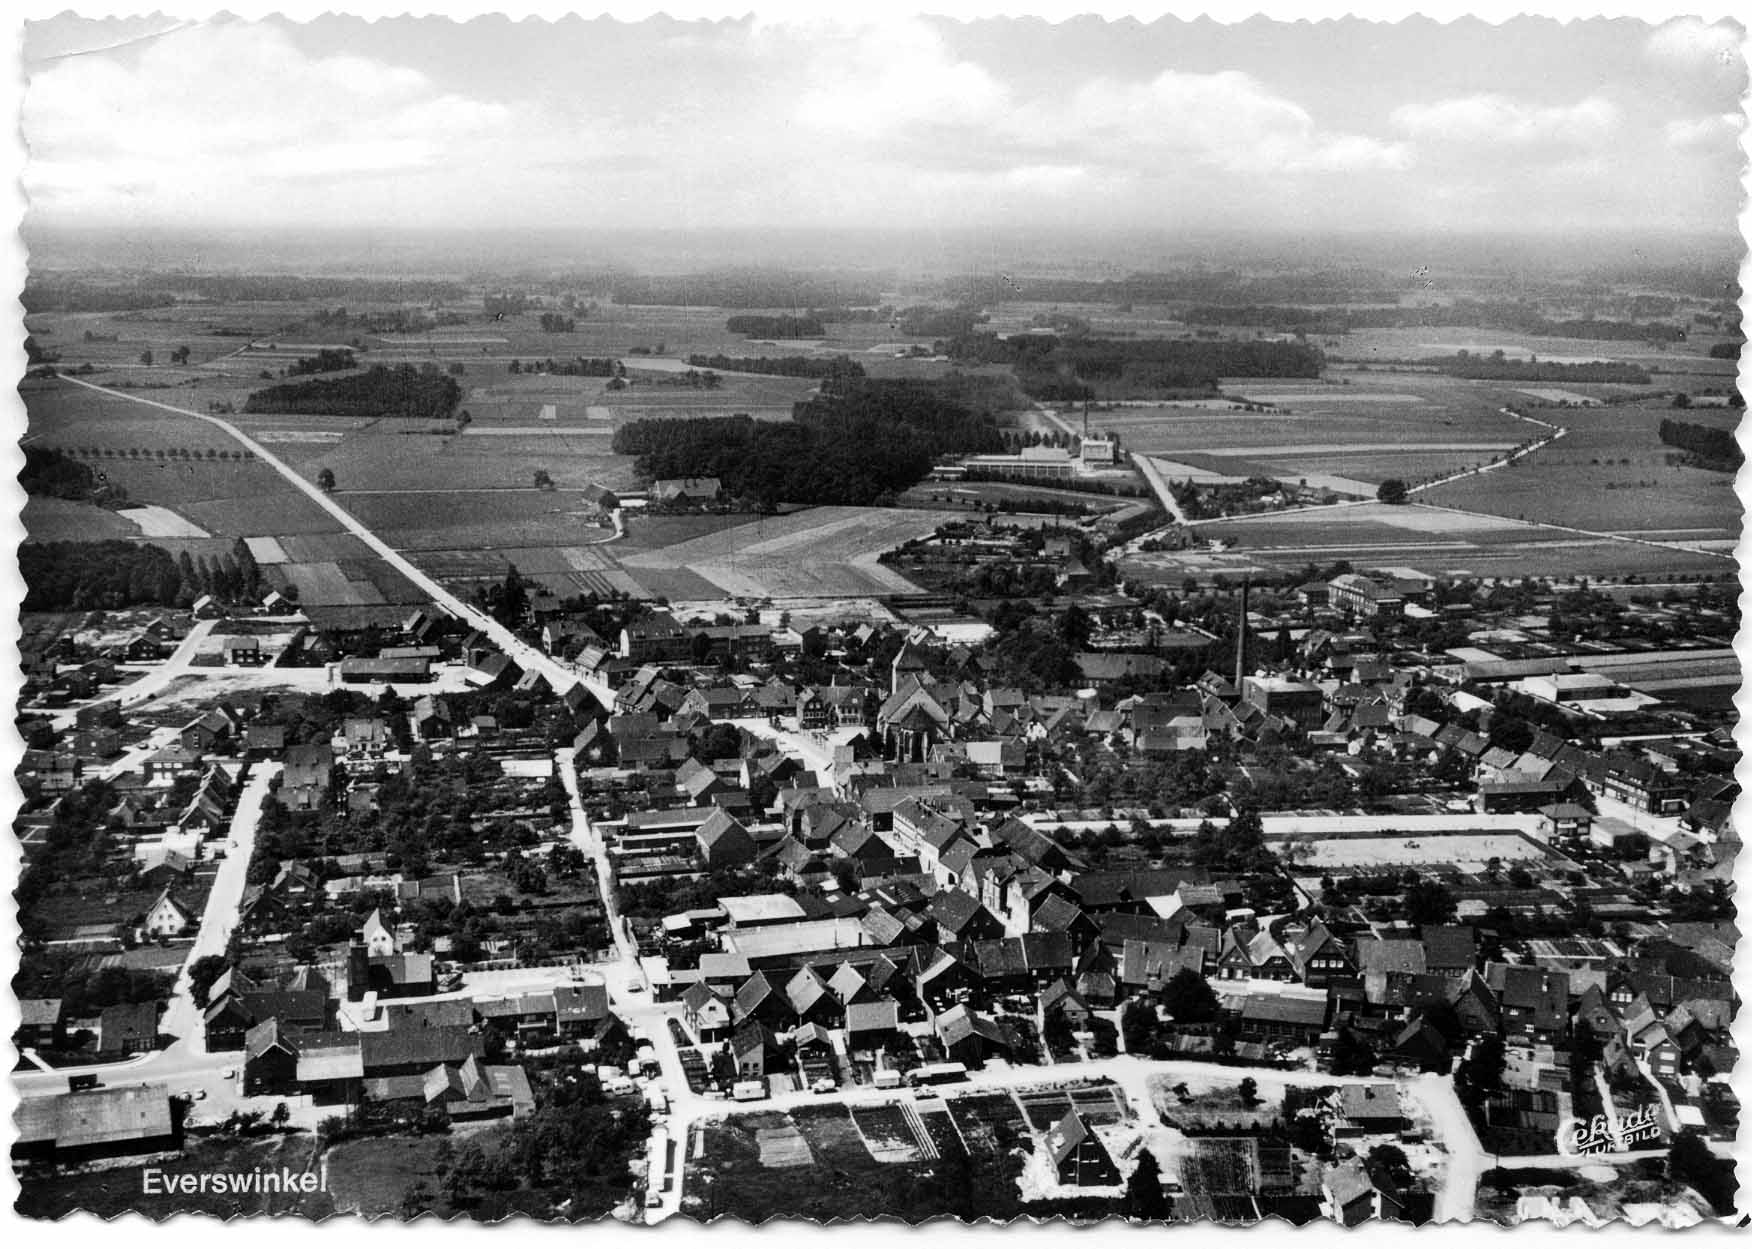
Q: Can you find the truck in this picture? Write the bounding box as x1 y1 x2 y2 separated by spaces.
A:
731 1080 767 1102
872 1068 903 1090
906 1062 970 1088
646 1086 670 1114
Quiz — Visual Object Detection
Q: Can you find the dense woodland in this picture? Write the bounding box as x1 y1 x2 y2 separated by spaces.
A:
1659 417 1743 469
21 538 264 611
613 378 1005 508
243 364 462 420
21 445 106 500
942 332 1324 399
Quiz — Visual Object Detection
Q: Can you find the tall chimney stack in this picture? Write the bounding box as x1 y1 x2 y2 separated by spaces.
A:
1234 579 1251 689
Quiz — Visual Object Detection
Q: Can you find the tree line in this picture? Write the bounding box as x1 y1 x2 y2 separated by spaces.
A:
725 314 825 338
1658 417 1742 469
243 364 462 420
1417 354 1650 383
610 270 881 308
508 357 622 377
684 353 866 380
943 332 1324 399
612 379 1004 509
286 348 358 376
1181 299 1689 343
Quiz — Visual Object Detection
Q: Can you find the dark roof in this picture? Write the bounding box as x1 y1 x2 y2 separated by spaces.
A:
359 1025 482 1072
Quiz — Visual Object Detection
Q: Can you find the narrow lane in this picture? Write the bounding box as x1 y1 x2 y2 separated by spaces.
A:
158 762 279 1055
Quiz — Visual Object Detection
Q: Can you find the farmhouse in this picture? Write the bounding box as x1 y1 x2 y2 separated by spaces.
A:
12 1085 181 1169
1044 1108 1120 1186
652 477 722 503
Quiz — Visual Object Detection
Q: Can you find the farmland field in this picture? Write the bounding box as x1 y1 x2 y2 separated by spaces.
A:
21 495 140 542
1145 500 1735 583
1422 403 1740 540
1335 325 1743 376
249 426 636 496
1095 373 1535 491
616 504 957 601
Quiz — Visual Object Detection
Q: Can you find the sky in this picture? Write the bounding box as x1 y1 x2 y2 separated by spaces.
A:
18 12 1749 241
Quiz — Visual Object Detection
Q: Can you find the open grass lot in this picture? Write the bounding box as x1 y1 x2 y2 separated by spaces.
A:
322 1134 452 1216
1150 1076 1288 1132
1288 830 1554 873
15 1133 335 1220
1423 404 1740 540
617 504 957 601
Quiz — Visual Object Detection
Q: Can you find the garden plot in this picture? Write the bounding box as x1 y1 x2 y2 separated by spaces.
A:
1182 1138 1260 1197
848 1104 929 1163
754 1122 815 1168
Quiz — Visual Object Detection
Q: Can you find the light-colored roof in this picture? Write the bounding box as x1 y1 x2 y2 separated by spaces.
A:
719 894 808 926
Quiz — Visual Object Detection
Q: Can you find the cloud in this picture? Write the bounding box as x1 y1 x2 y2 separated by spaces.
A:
25 21 534 219
793 23 1407 182
1663 112 1744 151
1058 70 1411 175
1390 94 1619 150
794 19 1009 139
1645 18 1743 68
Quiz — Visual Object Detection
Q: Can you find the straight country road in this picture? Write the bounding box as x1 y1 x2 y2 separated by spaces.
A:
58 376 615 709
